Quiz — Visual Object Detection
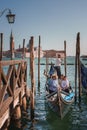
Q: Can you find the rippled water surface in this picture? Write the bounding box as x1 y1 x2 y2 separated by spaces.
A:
8 57 87 130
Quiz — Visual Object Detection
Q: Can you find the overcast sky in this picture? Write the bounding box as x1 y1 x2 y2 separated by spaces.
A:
0 0 87 56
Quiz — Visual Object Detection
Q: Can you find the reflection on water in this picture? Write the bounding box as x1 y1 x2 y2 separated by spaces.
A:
8 57 87 130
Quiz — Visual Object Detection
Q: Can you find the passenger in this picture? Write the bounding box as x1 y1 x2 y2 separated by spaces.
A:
58 74 64 85
61 76 69 93
48 73 59 94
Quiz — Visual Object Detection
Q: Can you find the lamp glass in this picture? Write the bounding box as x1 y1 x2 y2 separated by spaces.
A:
6 14 15 23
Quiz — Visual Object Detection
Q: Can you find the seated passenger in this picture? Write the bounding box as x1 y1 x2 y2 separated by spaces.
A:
58 74 64 85
61 76 69 93
48 73 59 93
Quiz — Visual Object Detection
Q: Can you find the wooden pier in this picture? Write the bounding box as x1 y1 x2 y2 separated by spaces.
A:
0 59 28 129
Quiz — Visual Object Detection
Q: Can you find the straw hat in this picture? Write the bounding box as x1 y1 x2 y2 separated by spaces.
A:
52 73 58 79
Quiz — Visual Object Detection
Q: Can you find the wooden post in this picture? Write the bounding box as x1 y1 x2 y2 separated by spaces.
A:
23 39 25 59
0 61 1 104
75 32 81 103
77 32 81 103
30 36 35 120
0 33 3 60
10 65 15 110
10 31 15 60
38 35 40 87
46 51 49 73
75 38 78 102
29 39 31 77
64 41 67 76
14 105 21 119
19 92 22 106
22 96 27 111
0 33 3 104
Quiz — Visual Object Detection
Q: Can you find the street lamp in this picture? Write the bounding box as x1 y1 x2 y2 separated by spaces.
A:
0 8 15 23
0 9 15 60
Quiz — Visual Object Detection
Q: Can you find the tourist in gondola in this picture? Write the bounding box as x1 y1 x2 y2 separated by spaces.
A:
48 73 60 94
60 76 70 93
58 74 64 85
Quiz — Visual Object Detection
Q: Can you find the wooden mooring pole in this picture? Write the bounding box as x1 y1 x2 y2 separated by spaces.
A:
77 32 81 103
64 40 67 76
0 33 3 103
30 36 35 120
23 38 25 59
0 33 3 60
0 60 2 103
75 36 78 102
46 51 49 73
75 32 81 103
38 35 40 87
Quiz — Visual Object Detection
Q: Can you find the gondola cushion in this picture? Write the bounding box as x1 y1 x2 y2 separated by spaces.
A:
64 92 74 100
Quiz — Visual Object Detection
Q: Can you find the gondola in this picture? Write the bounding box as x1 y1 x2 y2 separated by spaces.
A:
45 82 74 119
44 64 75 119
81 63 87 93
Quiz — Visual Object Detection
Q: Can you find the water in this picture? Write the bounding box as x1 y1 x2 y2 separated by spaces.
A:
8 57 87 130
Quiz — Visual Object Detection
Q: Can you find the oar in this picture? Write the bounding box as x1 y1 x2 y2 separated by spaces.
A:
46 91 57 98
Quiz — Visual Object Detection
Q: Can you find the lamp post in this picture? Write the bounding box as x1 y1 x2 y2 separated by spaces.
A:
0 8 15 23
0 8 15 60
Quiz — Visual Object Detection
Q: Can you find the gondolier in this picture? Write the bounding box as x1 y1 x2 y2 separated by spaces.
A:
54 54 62 79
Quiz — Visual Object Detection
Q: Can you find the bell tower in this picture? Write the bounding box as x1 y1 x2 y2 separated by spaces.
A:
10 31 15 59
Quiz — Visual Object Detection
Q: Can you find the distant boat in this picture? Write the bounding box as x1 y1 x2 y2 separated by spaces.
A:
82 58 87 61
15 53 23 58
81 55 87 61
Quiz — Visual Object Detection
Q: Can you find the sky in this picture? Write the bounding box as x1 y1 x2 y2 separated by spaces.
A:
0 0 87 56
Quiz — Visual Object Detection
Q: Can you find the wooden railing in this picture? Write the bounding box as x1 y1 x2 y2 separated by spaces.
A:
0 59 27 120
